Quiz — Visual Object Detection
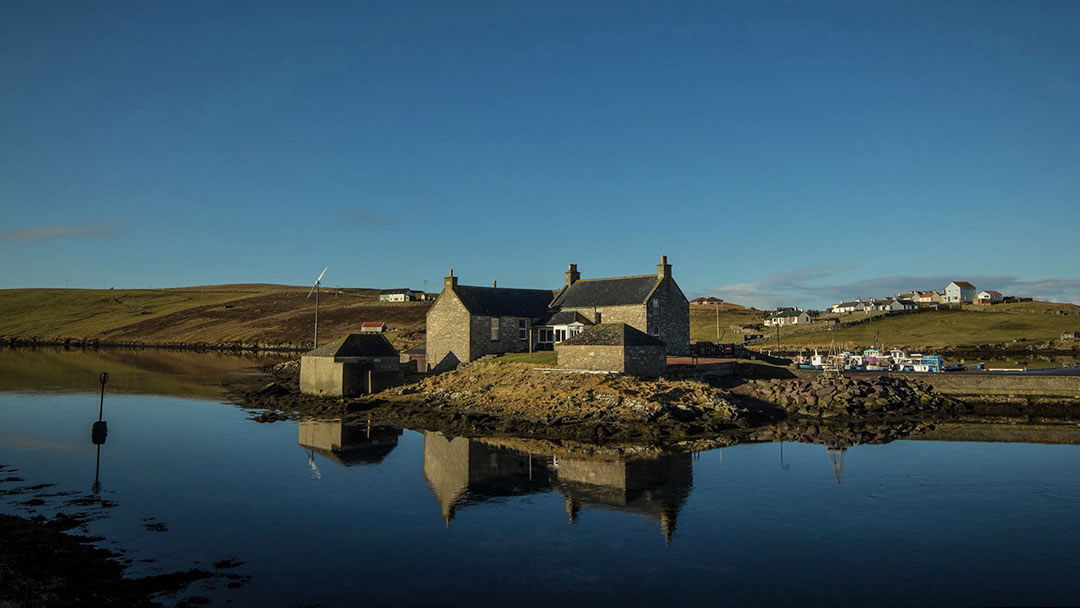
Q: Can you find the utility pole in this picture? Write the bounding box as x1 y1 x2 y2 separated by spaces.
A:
715 303 720 342
775 322 781 350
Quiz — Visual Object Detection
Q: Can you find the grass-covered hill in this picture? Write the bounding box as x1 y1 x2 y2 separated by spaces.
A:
766 302 1080 350
0 285 430 350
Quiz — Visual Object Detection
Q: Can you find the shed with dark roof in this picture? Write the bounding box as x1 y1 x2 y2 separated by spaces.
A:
555 323 667 377
300 333 402 396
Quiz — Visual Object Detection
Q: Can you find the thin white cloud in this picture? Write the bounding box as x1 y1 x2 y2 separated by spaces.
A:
0 224 118 242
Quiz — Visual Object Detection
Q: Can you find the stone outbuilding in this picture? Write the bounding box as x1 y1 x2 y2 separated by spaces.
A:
555 323 667 377
300 333 401 397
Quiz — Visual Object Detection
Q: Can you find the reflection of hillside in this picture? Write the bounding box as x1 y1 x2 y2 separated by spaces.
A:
421 432 694 542
298 418 402 466
909 422 1080 445
0 348 286 400
748 419 931 449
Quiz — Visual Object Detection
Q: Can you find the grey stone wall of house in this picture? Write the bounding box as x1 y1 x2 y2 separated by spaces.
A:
300 357 396 396
556 344 625 373
300 356 344 396
562 304 647 332
555 343 666 377
649 277 690 356
469 315 532 359
624 344 667 377
426 290 471 372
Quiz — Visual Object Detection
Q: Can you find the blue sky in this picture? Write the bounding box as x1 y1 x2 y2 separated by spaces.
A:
2 1 1078 309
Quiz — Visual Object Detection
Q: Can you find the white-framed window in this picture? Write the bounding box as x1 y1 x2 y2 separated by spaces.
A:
518 319 528 341
538 328 553 343
555 329 566 343
651 326 660 337
651 298 661 314
490 317 499 341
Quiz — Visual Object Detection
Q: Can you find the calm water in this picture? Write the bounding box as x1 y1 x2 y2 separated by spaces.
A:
2 350 1080 606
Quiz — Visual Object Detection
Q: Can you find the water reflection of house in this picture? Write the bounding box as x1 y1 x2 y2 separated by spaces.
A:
553 453 693 544
422 432 552 524
298 418 403 466
421 432 693 542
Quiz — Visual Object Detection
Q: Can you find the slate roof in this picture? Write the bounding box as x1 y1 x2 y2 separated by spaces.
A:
304 333 398 359
950 281 976 289
550 275 659 308
380 288 413 294
453 285 556 318
536 310 593 326
559 323 664 347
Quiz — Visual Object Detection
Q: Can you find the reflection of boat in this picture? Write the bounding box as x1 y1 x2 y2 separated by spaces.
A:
421 432 693 542
298 418 403 466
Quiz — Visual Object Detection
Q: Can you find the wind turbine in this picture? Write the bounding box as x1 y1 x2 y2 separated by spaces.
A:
307 266 328 348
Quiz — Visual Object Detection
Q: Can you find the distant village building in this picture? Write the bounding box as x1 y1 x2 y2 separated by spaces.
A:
300 334 401 397
764 310 811 327
945 281 976 304
425 257 690 372
412 290 432 302
555 323 667 378
379 288 414 302
914 291 943 304
360 321 387 333
978 290 1003 304
831 301 865 314
690 296 725 306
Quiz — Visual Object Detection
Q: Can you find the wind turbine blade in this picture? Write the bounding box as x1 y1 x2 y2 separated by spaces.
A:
306 282 318 299
316 266 328 283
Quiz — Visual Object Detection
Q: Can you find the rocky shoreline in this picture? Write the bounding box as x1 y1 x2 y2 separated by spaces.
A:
230 360 968 445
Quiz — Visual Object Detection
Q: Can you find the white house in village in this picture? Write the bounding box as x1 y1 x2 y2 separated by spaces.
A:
764 310 811 327
945 281 976 304
831 301 865 314
978 290 1003 304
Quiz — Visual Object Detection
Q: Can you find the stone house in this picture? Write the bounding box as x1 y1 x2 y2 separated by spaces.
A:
300 333 402 396
545 256 689 356
425 256 690 372
425 271 554 372
555 323 667 378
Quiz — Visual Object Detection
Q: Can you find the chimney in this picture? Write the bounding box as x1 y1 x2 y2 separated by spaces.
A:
444 268 458 290
565 263 580 287
657 255 671 280
492 280 497 288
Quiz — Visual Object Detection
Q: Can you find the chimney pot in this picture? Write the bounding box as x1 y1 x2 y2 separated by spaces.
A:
492 280 497 288
565 262 581 287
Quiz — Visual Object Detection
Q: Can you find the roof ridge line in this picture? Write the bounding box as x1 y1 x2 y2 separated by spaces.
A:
573 274 658 282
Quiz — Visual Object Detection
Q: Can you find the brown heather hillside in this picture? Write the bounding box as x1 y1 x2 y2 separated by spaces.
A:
0 286 430 350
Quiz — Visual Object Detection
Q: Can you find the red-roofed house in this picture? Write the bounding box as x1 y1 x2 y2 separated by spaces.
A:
978 290 1003 304
361 321 387 334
